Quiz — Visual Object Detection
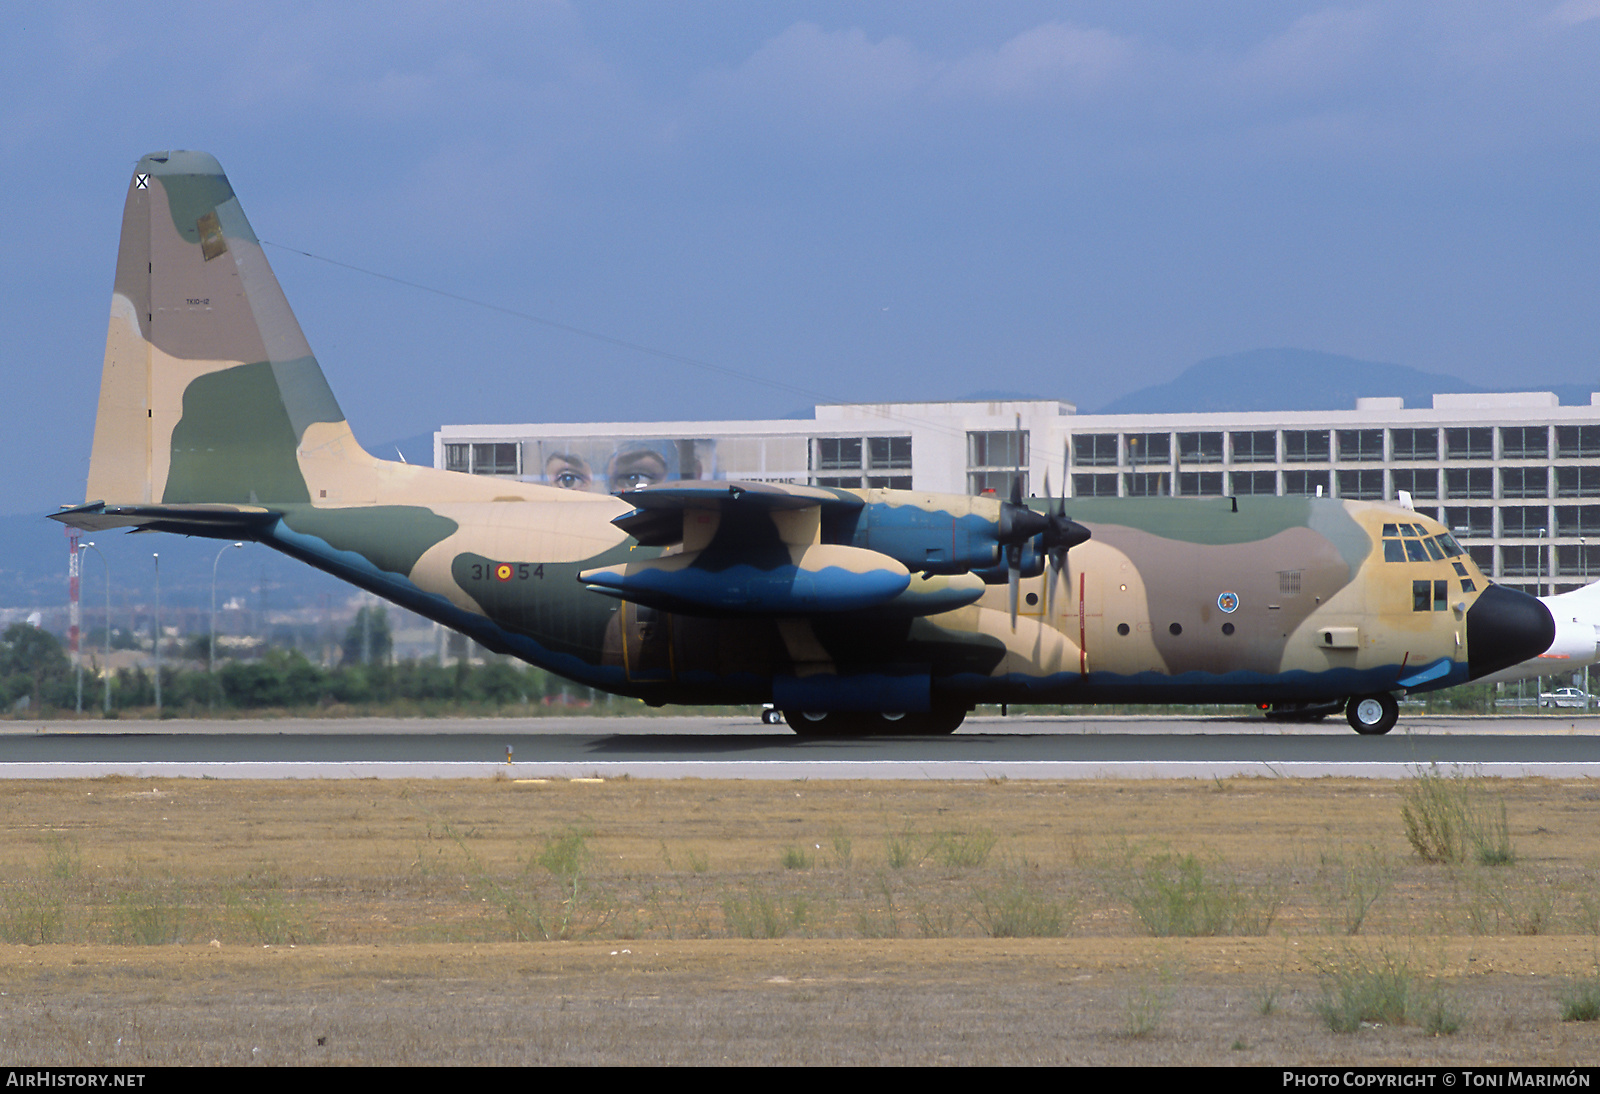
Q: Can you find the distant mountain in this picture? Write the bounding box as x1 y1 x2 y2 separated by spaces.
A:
1096 349 1488 415
957 389 1050 403
1099 348 1600 415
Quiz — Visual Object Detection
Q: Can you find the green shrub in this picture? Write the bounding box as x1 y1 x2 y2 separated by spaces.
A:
1400 767 1515 866
972 877 1070 938
1121 851 1279 937
1558 978 1600 1022
929 829 998 869
722 887 807 939
1315 844 1395 936
1314 948 1461 1034
884 825 921 870
113 880 185 945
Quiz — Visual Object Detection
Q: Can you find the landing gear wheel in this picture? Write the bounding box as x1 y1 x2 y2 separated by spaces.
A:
782 707 968 736
918 704 967 735
860 707 967 735
782 710 866 738
760 706 784 725
1263 701 1342 723
1345 693 1399 735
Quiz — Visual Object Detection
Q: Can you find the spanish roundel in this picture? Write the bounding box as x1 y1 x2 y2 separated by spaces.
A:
495 563 514 582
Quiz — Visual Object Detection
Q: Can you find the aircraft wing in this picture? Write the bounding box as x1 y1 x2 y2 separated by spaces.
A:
609 480 859 546
583 479 1087 620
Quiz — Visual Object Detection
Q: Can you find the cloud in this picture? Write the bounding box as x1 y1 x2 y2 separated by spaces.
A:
699 22 931 119
937 23 1136 100
697 19 1140 126
1228 7 1383 96
1549 0 1600 25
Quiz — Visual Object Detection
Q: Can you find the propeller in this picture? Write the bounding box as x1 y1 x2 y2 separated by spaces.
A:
1042 474 1090 619
993 417 1090 629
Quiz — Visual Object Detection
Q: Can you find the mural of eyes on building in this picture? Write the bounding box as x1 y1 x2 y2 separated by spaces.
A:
528 438 718 494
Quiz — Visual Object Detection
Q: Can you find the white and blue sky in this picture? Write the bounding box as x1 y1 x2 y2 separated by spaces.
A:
4 1 1598 518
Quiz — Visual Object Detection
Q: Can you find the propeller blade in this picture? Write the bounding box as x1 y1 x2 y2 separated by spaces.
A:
1046 551 1058 620
1057 439 1071 601
1044 468 1059 619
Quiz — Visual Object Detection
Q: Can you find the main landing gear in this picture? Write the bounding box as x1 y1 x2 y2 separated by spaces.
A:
1262 700 1344 723
1345 692 1399 735
782 706 968 737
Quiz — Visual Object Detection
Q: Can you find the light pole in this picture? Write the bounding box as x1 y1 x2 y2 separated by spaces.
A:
81 543 111 714
1584 537 1590 713
1535 526 1548 711
73 542 83 715
152 552 161 717
1538 526 1548 598
210 542 245 708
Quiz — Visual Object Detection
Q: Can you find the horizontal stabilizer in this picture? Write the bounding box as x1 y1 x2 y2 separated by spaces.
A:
49 500 276 538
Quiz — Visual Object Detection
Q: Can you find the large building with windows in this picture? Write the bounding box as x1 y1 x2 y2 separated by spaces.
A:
436 389 1600 597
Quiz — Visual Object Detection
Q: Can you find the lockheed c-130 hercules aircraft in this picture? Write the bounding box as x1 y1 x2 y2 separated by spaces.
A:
52 152 1556 736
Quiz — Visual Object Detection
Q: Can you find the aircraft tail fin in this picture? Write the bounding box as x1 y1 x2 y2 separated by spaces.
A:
85 150 366 509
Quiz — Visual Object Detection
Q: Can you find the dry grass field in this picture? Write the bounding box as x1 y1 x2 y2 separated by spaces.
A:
2 773 1599 1065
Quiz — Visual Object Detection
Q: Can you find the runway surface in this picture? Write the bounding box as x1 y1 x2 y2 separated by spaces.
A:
0 714 1596 780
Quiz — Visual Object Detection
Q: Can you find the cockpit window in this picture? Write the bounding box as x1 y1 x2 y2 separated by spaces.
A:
1384 524 1467 565
1414 578 1450 611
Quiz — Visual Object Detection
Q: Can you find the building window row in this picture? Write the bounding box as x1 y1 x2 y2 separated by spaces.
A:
815 435 912 472
968 430 1028 495
1067 425 1600 470
1066 464 1600 501
811 435 914 490
443 442 520 476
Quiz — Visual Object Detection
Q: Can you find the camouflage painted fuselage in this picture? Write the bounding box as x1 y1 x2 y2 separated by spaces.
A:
56 152 1550 723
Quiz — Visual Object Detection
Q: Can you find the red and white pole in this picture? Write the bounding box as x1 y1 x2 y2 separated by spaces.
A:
66 526 81 713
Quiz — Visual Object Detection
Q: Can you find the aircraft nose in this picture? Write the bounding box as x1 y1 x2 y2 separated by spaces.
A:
1466 584 1556 680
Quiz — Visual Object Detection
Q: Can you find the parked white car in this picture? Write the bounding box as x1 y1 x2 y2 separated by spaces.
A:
1538 687 1592 709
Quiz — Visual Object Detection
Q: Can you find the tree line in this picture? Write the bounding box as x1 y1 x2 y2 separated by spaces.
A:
0 620 587 717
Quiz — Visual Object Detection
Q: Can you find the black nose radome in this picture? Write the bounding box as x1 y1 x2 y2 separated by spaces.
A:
1466 584 1556 680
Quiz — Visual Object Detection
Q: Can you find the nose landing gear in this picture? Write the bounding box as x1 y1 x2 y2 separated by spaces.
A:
1345 693 1399 735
